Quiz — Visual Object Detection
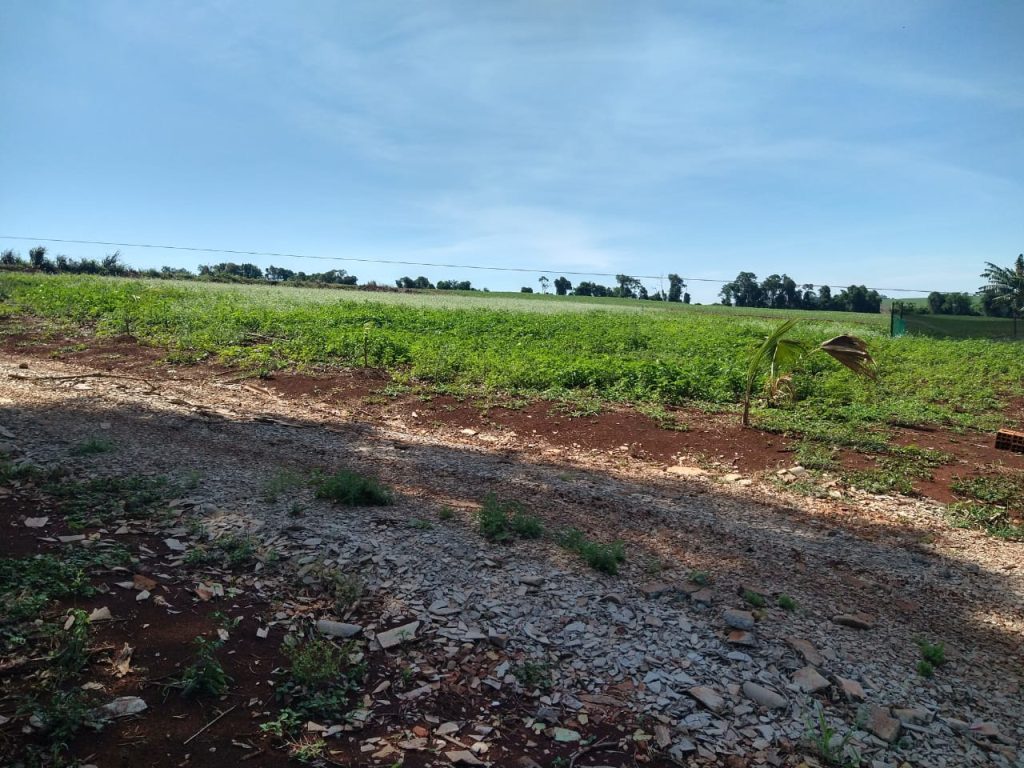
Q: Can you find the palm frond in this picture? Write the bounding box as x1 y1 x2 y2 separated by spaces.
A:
819 335 877 380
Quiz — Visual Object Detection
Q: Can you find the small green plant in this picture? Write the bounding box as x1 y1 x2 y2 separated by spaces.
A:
558 528 626 575
803 707 862 767
70 436 115 456
315 470 393 506
510 510 543 538
689 569 711 586
178 636 232 698
438 506 455 521
289 501 304 517
477 493 543 542
314 569 364 614
409 517 433 530
52 609 91 677
742 319 876 427
212 610 241 631
276 637 365 722
290 737 327 763
19 686 106 764
918 640 946 669
742 589 767 608
215 534 256 568
512 660 553 691
262 468 306 502
260 708 302 739
777 594 797 611
917 660 934 678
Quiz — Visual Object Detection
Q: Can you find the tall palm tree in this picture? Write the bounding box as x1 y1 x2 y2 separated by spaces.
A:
980 254 1024 318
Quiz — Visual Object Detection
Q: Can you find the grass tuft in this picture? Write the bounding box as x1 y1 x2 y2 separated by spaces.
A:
315 470 393 506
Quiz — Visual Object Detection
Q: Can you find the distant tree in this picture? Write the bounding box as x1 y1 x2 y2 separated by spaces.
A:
800 284 817 309
683 292 691 304
0 249 19 265
520 286 534 293
102 251 125 275
667 274 685 302
835 285 882 313
553 276 572 296
265 265 296 282
29 246 49 270
436 280 472 290
980 288 1014 317
926 291 945 314
980 254 1024 319
719 272 762 307
615 274 641 298
818 284 833 310
538 276 550 294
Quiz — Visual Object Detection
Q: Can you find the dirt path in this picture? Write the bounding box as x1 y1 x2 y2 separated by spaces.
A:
1 354 1021 767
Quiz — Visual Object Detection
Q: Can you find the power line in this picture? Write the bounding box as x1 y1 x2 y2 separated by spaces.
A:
0 234 942 293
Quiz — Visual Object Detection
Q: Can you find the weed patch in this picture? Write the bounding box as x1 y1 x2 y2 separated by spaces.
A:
558 528 625 575
70 436 116 456
178 637 232 698
276 637 366 723
315 470 393 506
477 494 543 543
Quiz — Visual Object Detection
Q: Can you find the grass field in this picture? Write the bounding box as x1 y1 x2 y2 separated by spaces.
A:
1 272 1022 447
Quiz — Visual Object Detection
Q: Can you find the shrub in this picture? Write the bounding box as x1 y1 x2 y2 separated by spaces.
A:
179 637 232 698
558 528 626 575
477 493 543 542
315 470 393 506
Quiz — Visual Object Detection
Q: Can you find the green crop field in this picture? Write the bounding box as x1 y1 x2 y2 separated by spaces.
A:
1 272 1022 449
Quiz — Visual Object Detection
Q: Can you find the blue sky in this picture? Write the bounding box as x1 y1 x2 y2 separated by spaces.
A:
2 1 1022 301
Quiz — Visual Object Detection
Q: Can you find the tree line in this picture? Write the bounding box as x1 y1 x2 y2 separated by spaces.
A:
718 272 883 313
523 273 691 303
0 247 365 287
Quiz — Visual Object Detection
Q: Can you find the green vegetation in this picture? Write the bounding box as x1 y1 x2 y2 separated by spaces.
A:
804 707 863 767
689 569 711 586
919 640 946 668
558 528 626 575
477 494 543 543
178 636 232 698
777 594 797 611
51 610 92 676
742 589 767 608
262 468 306 502
185 534 257 569
437 505 455 521
947 473 1024 540
41 473 172 529
315 470 393 506
70 436 116 456
2 274 1022 444
276 637 366 723
512 660 553 691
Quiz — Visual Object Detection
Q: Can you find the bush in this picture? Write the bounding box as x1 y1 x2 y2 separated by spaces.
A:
315 470 393 506
179 637 232 698
477 494 543 542
558 528 626 575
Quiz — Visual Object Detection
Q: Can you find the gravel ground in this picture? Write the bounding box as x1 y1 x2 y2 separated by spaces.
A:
1 357 1021 767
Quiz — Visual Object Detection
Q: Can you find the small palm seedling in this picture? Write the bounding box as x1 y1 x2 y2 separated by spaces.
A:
742 320 877 427
803 707 863 767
